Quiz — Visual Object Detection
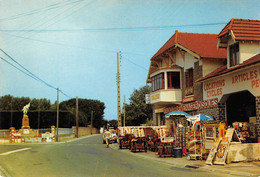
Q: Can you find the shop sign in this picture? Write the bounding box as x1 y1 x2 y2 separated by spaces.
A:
155 108 164 113
151 93 160 101
145 94 151 104
204 79 225 98
204 68 260 100
164 98 218 113
182 96 195 103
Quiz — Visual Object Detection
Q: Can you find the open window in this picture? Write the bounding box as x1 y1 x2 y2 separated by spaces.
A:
229 43 239 67
167 72 180 89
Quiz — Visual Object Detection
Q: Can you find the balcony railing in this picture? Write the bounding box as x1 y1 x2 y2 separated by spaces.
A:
150 89 182 104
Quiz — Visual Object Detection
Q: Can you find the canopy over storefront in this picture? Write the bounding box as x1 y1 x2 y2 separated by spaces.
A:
165 111 190 118
187 114 214 122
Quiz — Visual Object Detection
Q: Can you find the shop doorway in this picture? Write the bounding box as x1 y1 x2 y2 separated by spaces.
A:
226 91 256 125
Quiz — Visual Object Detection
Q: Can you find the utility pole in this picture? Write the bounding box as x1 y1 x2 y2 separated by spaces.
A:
117 52 122 127
56 88 59 142
76 96 79 138
91 111 93 134
10 99 13 127
124 96 126 127
38 110 40 136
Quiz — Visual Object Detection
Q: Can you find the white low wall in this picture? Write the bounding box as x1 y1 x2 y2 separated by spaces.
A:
227 143 260 163
0 139 9 144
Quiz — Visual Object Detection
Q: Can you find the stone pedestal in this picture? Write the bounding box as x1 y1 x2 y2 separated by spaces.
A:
18 115 35 138
21 115 30 129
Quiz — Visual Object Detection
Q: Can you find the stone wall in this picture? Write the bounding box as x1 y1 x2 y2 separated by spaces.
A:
72 126 99 137
217 103 226 121
194 61 203 101
196 103 225 121
198 107 219 119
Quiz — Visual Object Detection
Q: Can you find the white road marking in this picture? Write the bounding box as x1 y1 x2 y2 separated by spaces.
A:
0 147 32 156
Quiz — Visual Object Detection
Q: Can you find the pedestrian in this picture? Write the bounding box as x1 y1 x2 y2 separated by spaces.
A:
105 136 110 148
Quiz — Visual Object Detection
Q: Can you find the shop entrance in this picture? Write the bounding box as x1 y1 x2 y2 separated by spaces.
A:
226 91 256 125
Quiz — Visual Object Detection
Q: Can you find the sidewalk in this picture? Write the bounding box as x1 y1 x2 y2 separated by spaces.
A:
110 143 260 177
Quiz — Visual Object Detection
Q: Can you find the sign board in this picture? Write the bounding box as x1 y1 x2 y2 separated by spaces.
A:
207 128 241 166
164 98 218 114
145 94 151 104
182 96 195 103
203 68 260 100
206 137 222 165
225 128 240 142
151 93 160 101
155 108 164 113
214 137 229 165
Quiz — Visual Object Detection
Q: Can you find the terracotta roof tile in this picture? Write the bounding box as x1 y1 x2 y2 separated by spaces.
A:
152 30 226 60
218 19 260 41
196 53 260 82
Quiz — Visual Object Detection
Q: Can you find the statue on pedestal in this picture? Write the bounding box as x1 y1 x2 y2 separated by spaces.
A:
22 102 30 116
18 102 36 138
21 102 30 129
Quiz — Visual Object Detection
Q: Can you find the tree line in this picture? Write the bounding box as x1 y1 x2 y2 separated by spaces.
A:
0 95 105 129
0 85 153 129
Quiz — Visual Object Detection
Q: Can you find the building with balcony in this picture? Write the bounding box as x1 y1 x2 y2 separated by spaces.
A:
147 30 227 125
197 19 260 138
146 18 260 140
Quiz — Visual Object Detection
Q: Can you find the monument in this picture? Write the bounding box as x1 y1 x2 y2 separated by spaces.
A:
18 102 36 137
21 102 30 129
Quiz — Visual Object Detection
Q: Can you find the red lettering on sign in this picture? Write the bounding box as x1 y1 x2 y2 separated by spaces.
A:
204 79 225 91
164 98 218 113
232 70 258 84
206 88 223 98
252 79 260 89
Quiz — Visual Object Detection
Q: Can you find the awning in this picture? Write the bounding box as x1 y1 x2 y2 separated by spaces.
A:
187 114 214 122
165 111 190 118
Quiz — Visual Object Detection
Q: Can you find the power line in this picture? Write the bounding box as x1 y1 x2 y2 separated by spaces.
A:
3 0 87 49
121 56 148 71
0 56 39 82
0 48 56 90
0 0 83 22
2 32 117 54
3 32 147 57
0 49 71 98
0 22 226 32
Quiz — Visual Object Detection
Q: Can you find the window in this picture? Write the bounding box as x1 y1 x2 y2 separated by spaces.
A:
167 72 180 89
152 73 164 91
229 43 239 67
186 68 193 88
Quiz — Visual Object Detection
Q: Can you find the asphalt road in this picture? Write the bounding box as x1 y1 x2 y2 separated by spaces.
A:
0 135 235 177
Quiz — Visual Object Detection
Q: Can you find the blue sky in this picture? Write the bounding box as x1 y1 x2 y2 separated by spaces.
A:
0 0 259 120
